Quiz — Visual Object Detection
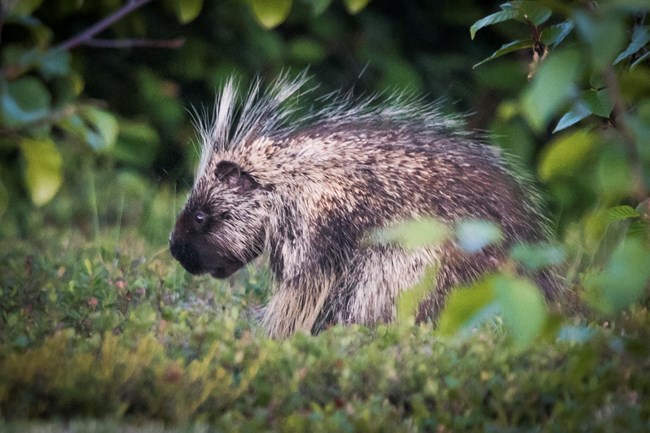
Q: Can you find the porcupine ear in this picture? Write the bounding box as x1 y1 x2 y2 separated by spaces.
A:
215 160 259 191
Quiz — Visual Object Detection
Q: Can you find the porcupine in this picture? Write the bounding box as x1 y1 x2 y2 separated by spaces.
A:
169 73 563 338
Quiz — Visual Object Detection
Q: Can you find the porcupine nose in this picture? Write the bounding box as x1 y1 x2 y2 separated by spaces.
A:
169 233 203 274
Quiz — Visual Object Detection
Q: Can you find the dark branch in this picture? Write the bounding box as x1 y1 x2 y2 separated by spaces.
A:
54 0 155 51
82 37 185 49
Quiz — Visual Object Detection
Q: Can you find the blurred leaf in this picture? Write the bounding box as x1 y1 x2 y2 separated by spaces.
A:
375 218 449 250
437 278 497 336
289 37 326 63
80 106 119 150
470 9 519 40
473 39 533 69
343 0 370 14
583 238 650 314
605 205 640 222
522 49 581 131
455 220 503 253
112 120 160 168
18 137 63 206
38 49 71 79
251 0 292 29
614 25 649 65
493 275 547 348
308 0 333 16
8 0 44 15
177 0 203 23
396 266 437 325
538 130 598 181
0 76 51 128
541 21 574 47
574 12 626 71
0 178 8 218
597 147 633 203
510 242 566 270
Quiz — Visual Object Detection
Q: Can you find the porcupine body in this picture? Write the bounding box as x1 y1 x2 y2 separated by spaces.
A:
169 74 562 338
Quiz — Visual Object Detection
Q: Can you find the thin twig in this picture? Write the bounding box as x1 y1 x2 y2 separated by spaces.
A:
82 37 185 49
54 0 155 51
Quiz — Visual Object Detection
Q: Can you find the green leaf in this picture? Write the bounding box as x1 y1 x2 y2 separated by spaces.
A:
251 0 293 29
0 77 51 128
605 205 640 222
396 266 437 325
517 1 552 26
308 0 333 16
18 137 63 206
631 51 650 69
538 130 598 181
522 49 581 131
437 278 497 336
581 89 614 117
375 218 449 250
554 89 613 132
583 238 650 314
80 106 119 150
574 12 626 71
38 49 71 79
510 242 566 271
473 39 533 69
554 100 591 132
9 0 44 15
343 0 370 14
177 0 203 23
455 220 503 253
541 21 574 47
614 26 649 65
494 275 547 348
470 9 519 40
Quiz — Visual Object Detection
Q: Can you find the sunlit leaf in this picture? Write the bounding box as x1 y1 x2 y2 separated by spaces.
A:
522 49 581 131
538 129 598 181
251 0 292 29
343 0 371 14
614 25 649 65
473 39 533 69
18 137 63 206
455 220 503 253
470 9 519 40
0 76 51 128
605 206 640 222
177 0 203 23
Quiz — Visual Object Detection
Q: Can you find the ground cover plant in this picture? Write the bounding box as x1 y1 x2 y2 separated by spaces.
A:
1 0 650 431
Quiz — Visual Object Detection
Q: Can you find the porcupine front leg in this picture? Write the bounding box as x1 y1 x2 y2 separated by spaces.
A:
262 276 334 338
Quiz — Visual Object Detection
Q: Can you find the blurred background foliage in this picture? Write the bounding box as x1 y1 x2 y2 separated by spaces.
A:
0 0 649 311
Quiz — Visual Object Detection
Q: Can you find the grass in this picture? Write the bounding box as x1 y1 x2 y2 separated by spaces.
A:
1 169 649 432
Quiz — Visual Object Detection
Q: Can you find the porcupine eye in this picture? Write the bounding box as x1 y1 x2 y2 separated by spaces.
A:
194 210 208 229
